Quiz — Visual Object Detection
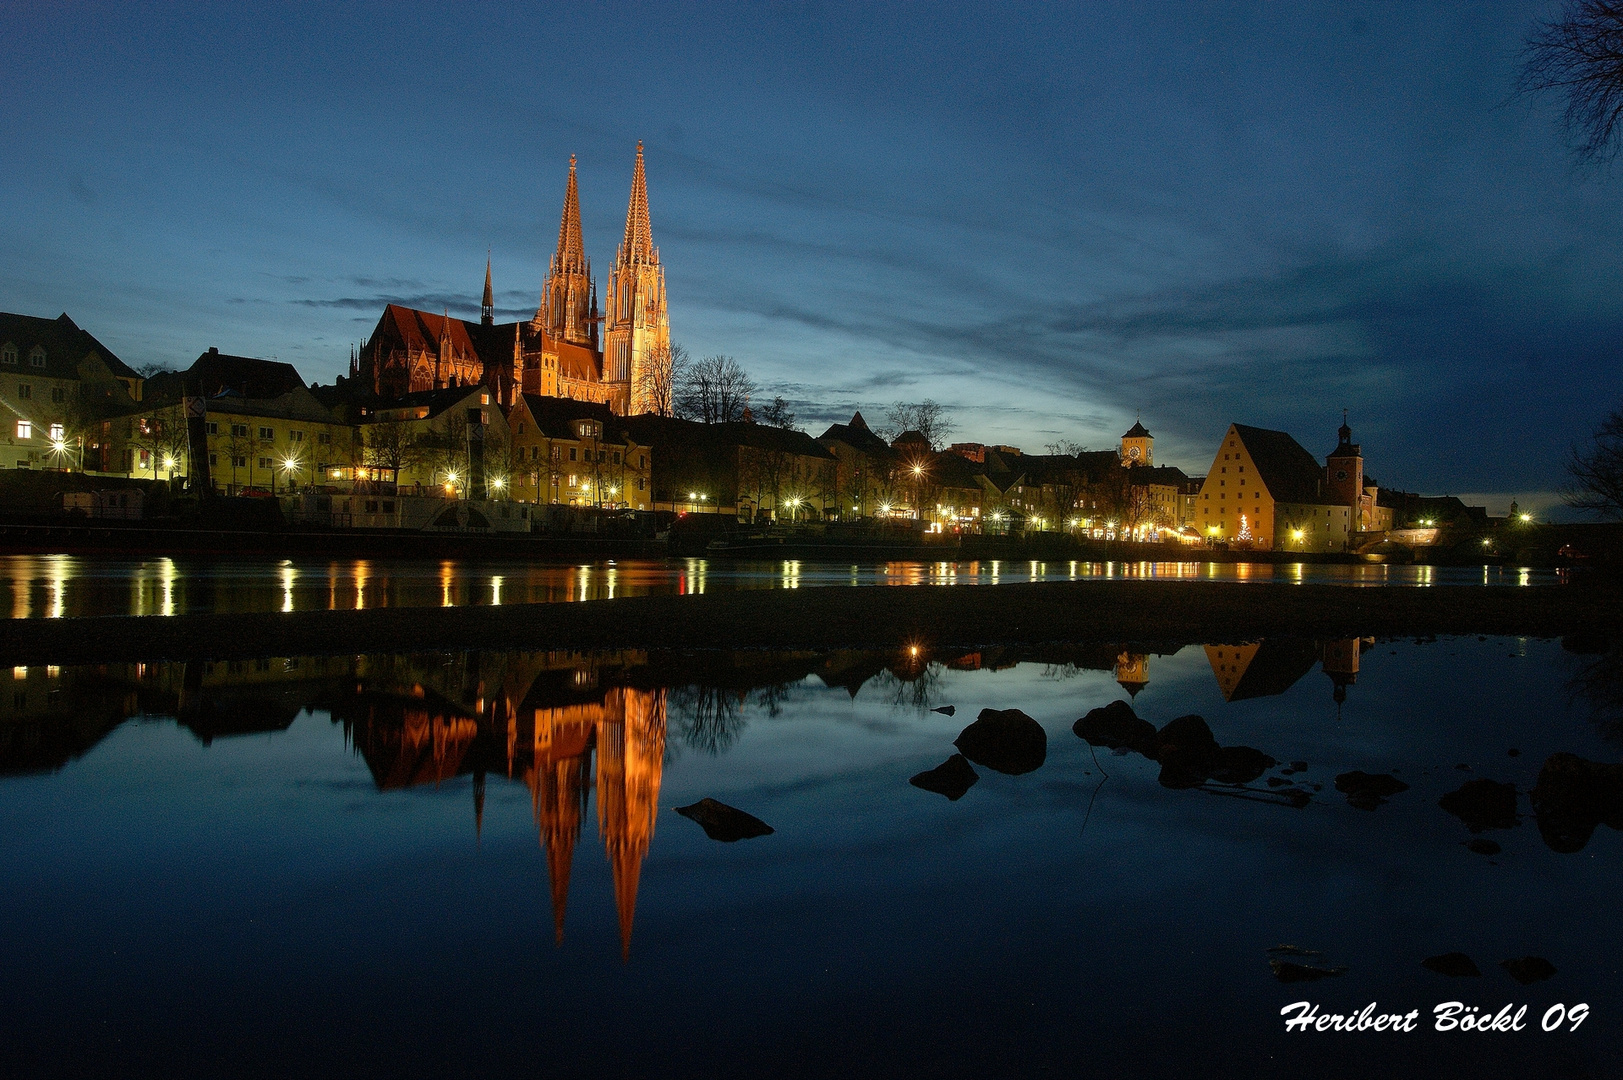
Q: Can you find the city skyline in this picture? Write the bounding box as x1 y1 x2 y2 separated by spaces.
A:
4 3 1621 512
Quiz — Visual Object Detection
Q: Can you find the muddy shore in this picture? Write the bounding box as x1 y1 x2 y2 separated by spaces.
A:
2 580 1618 665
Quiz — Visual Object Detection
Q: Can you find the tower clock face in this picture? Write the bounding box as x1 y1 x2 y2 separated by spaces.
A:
1335 469 1348 481
1129 446 1141 458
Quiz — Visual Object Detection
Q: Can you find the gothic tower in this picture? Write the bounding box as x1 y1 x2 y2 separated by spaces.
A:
540 155 595 348
605 142 669 415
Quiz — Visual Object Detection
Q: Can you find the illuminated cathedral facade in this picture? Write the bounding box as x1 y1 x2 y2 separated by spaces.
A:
354 143 669 417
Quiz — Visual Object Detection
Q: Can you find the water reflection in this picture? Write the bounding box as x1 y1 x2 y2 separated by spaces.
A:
0 553 1566 619
5 633 1623 1077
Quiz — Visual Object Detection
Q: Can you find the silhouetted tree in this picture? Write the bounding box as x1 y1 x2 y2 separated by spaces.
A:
637 342 689 417
882 400 954 449
676 355 756 423
1566 403 1623 517
1522 1 1623 162
758 395 797 429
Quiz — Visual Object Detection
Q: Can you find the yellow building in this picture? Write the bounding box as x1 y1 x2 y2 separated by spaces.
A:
507 394 652 509
356 385 512 496
1196 423 1355 552
0 311 143 473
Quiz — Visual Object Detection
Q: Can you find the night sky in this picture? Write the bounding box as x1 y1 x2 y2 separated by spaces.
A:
3 1 1620 511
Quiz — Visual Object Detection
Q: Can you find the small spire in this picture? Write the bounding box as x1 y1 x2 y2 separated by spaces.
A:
481 252 494 326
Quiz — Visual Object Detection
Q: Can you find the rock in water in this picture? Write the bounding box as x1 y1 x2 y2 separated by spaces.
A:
1530 752 1623 854
955 709 1047 775
1439 779 1520 832
1155 715 1220 789
1270 960 1347 983
1422 953 1482 977
674 798 775 842
1500 957 1557 985
1466 838 1502 856
1072 700 1159 758
1335 771 1410 811
910 754 979 800
931 705 956 716
1209 745 1278 786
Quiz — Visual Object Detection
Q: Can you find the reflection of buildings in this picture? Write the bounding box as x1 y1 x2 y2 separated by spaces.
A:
522 687 666 956
1114 651 1149 698
1203 638 1372 704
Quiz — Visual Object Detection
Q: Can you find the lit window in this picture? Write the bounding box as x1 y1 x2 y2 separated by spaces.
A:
15 421 30 439
48 423 63 441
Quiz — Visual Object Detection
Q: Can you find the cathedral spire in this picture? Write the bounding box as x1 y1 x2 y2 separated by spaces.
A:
619 141 656 266
481 253 494 327
557 155 585 273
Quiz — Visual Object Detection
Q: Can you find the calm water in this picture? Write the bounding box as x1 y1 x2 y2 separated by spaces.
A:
0 553 1564 618
1 636 1619 1078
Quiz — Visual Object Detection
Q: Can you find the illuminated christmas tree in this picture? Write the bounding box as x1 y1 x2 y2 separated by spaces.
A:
1237 514 1252 542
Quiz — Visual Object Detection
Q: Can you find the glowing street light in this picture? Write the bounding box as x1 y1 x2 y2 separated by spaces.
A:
489 476 506 491
1519 513 1533 523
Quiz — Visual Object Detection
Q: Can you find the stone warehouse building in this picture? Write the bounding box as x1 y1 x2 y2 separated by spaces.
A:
0 312 145 473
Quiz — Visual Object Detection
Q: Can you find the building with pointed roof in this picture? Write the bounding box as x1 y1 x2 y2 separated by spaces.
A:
1195 421 1394 551
0 311 143 472
355 145 667 417
605 142 670 416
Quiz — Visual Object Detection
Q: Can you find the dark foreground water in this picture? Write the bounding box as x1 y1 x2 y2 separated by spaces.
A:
0 552 1563 618
1 636 1619 1079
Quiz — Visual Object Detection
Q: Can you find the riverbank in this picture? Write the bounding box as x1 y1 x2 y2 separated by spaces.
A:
3 579 1618 664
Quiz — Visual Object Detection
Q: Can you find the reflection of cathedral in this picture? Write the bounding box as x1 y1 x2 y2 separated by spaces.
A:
521 688 667 957
355 144 669 415
1203 639 1370 704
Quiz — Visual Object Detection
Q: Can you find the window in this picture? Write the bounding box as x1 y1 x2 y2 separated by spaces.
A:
258 457 272 468
51 387 65 404
258 427 274 440
48 423 63 442
364 500 379 513
639 454 646 469
568 474 577 487
17 384 30 400
208 454 218 467
28 346 45 368
317 432 331 445
597 450 606 464
231 456 246 468
230 424 248 438
0 343 14 365
289 430 305 442
15 421 30 439
550 446 560 462
569 447 577 461
612 451 621 465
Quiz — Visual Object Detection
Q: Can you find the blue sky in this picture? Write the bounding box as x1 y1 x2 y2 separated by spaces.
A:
2 1 1619 508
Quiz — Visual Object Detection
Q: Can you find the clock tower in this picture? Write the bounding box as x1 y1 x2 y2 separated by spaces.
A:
1325 412 1363 508
1120 420 1153 466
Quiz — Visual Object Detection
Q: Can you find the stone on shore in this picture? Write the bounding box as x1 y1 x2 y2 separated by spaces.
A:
1334 771 1410 811
1439 778 1520 832
1421 952 1481 977
1500 956 1557 985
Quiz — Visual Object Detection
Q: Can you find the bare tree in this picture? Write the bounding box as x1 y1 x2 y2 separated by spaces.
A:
1521 1 1623 163
1567 403 1623 517
676 354 757 424
1043 440 1087 456
363 420 424 485
882 400 954 449
757 395 797 430
636 342 689 417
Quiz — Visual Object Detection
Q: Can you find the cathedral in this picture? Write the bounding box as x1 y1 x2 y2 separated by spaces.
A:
354 143 670 416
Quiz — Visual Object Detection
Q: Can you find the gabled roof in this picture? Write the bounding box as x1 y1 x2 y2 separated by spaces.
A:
625 413 834 460
367 384 490 422
165 348 307 399
1127 465 1191 488
373 305 480 359
817 412 894 458
1231 424 1328 505
1122 421 1152 439
891 429 931 450
516 394 634 443
0 311 139 382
